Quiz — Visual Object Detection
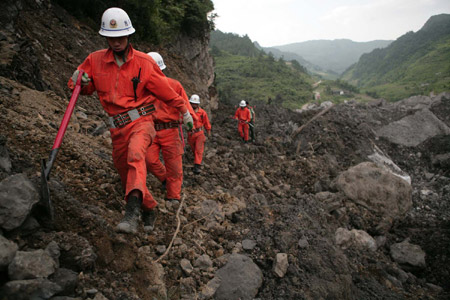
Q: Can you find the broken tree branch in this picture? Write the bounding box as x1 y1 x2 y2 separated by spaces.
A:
291 104 335 139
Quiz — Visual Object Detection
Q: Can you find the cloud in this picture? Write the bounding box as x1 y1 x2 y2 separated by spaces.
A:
212 0 450 45
318 0 450 41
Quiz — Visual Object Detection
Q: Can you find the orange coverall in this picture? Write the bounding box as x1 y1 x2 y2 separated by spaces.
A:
145 77 197 200
68 45 187 211
188 108 211 165
234 107 251 141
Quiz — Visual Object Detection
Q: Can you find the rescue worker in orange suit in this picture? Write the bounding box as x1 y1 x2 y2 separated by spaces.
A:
188 95 211 174
234 100 251 143
145 52 198 219
68 8 193 234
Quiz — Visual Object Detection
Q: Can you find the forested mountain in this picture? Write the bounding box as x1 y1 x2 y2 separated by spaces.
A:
210 31 313 109
210 30 263 57
271 39 392 74
255 43 325 77
341 14 450 100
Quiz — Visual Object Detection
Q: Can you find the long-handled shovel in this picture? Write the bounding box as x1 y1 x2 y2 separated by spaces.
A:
40 70 85 220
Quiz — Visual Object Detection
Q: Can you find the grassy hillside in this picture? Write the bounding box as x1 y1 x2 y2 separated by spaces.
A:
341 14 450 100
210 31 313 109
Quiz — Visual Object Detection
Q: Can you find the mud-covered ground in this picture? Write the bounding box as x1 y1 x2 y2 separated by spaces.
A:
1 74 449 299
0 1 449 299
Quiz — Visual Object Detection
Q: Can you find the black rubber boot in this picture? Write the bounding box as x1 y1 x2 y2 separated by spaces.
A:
116 196 142 234
193 164 201 174
142 209 157 232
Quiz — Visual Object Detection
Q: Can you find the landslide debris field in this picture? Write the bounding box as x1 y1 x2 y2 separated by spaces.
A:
1 74 449 299
1 1 450 300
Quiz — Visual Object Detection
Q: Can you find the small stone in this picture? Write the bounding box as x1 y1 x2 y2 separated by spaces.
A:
156 245 166 255
242 239 256 250
273 253 288 278
180 259 194 275
194 254 213 270
298 238 309 249
86 288 98 296
199 277 221 299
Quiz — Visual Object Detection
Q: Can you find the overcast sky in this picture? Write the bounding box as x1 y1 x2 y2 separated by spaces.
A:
211 0 450 47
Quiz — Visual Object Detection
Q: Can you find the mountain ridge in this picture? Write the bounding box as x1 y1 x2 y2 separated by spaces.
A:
341 13 450 100
269 38 392 75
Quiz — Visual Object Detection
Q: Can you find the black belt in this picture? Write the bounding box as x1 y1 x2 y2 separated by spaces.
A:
190 127 203 133
109 104 155 128
154 122 180 131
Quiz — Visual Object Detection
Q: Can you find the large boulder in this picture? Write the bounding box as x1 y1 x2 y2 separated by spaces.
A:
377 109 450 147
0 173 39 231
214 253 263 300
336 162 412 233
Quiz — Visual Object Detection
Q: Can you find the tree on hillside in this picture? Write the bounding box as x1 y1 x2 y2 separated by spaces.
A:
55 0 215 44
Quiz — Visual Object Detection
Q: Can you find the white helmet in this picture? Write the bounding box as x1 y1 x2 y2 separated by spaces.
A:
189 94 200 104
239 100 247 107
99 8 135 37
147 52 166 70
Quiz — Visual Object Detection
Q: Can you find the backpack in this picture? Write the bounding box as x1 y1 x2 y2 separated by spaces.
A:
249 107 255 121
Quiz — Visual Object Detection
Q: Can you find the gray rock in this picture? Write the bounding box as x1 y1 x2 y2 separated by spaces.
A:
50 297 83 300
242 239 257 250
46 241 61 268
298 238 309 249
93 293 109 300
180 258 194 275
335 228 377 251
8 249 57 280
273 253 289 278
86 288 98 296
214 253 263 300
194 254 213 270
390 239 426 270
0 174 39 231
377 109 450 147
156 245 166 255
2 278 63 300
375 236 387 249
395 95 432 109
49 268 78 295
199 277 221 299
336 162 412 233
0 234 18 270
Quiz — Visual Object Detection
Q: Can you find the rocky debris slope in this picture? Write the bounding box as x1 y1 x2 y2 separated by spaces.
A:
0 0 217 114
0 71 449 299
0 1 450 299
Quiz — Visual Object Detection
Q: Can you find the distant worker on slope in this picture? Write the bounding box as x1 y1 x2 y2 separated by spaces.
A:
234 100 251 143
144 52 197 231
188 94 211 174
68 8 193 234
245 100 256 143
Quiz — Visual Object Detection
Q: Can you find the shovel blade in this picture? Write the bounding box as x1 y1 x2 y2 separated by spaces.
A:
40 159 54 221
